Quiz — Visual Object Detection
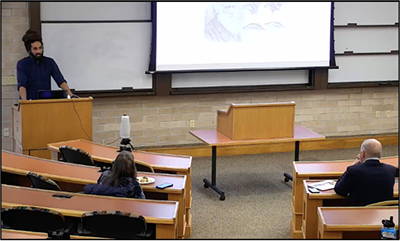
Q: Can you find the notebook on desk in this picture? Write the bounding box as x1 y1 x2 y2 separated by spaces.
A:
307 180 336 191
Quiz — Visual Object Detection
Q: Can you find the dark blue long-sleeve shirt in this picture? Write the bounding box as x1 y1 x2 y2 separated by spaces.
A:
17 56 67 100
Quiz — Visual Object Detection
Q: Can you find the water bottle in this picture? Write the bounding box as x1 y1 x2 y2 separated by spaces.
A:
120 114 130 139
381 216 396 240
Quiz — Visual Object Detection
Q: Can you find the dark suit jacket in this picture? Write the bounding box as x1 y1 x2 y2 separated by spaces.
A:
334 158 396 206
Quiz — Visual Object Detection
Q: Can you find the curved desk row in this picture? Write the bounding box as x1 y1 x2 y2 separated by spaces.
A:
47 139 193 213
290 156 398 238
302 179 398 239
1 151 188 239
48 139 193 237
2 184 179 239
317 207 398 239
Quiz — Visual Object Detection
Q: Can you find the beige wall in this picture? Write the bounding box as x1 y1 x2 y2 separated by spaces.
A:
2 3 398 151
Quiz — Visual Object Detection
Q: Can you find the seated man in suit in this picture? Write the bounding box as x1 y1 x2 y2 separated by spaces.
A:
334 139 396 206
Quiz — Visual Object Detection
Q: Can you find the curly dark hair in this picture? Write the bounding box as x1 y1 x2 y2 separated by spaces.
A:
22 29 43 53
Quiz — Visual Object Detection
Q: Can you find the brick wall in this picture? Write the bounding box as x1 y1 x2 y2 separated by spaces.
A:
90 87 398 148
2 2 28 77
2 85 398 151
2 2 28 151
1 3 398 151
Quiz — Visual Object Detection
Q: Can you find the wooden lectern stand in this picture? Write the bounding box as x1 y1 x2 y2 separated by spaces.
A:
217 102 296 140
190 101 326 201
12 97 93 159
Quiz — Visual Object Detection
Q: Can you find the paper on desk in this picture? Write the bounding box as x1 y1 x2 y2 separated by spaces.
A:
307 180 336 191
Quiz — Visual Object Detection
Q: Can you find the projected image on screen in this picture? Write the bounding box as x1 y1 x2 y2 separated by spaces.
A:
204 2 284 43
155 2 333 72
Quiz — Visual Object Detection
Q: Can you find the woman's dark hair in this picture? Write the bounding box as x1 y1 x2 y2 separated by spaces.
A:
102 151 137 187
22 29 43 52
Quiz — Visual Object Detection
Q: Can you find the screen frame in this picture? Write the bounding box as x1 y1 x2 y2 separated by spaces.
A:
147 2 337 74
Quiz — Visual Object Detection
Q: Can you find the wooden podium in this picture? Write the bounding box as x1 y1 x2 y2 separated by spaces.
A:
12 97 93 159
217 102 296 140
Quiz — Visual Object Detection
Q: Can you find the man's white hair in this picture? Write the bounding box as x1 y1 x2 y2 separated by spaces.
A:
361 139 382 159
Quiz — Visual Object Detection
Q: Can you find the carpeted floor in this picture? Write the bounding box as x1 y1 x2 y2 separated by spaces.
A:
189 145 398 239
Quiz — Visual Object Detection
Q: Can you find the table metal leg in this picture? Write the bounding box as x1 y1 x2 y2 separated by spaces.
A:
294 141 300 162
283 141 300 182
203 146 226 201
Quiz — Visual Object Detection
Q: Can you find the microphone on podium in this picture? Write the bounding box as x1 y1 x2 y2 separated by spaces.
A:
118 114 135 152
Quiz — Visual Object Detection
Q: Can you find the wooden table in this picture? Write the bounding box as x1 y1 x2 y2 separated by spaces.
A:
2 185 178 239
291 156 398 239
317 207 399 239
2 229 105 239
303 179 399 239
1 150 188 239
190 126 325 201
46 139 193 236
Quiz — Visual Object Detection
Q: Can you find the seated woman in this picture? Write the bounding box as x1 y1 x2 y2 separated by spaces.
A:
84 151 145 199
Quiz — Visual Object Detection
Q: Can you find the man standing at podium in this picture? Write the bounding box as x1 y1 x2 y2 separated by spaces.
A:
17 29 73 100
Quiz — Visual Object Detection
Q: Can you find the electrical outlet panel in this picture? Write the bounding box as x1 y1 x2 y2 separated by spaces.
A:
3 128 10 137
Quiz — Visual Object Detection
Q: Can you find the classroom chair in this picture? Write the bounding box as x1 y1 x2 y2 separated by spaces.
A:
27 171 61 191
1 206 66 233
78 210 155 239
59 146 95 166
135 160 155 173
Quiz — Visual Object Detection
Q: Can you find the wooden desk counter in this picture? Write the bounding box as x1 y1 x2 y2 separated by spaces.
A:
1 150 188 239
2 151 186 194
317 207 399 239
47 139 192 173
2 185 178 239
294 157 398 177
2 229 48 240
302 179 399 239
291 156 398 239
2 229 106 239
46 139 193 214
46 139 193 236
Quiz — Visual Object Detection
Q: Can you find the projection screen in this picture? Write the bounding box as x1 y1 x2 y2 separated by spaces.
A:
152 2 334 72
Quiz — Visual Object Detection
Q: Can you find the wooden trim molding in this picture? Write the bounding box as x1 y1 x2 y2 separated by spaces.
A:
335 50 399 56
41 20 152 24
29 2 41 34
142 134 398 157
154 74 172 96
327 81 398 89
